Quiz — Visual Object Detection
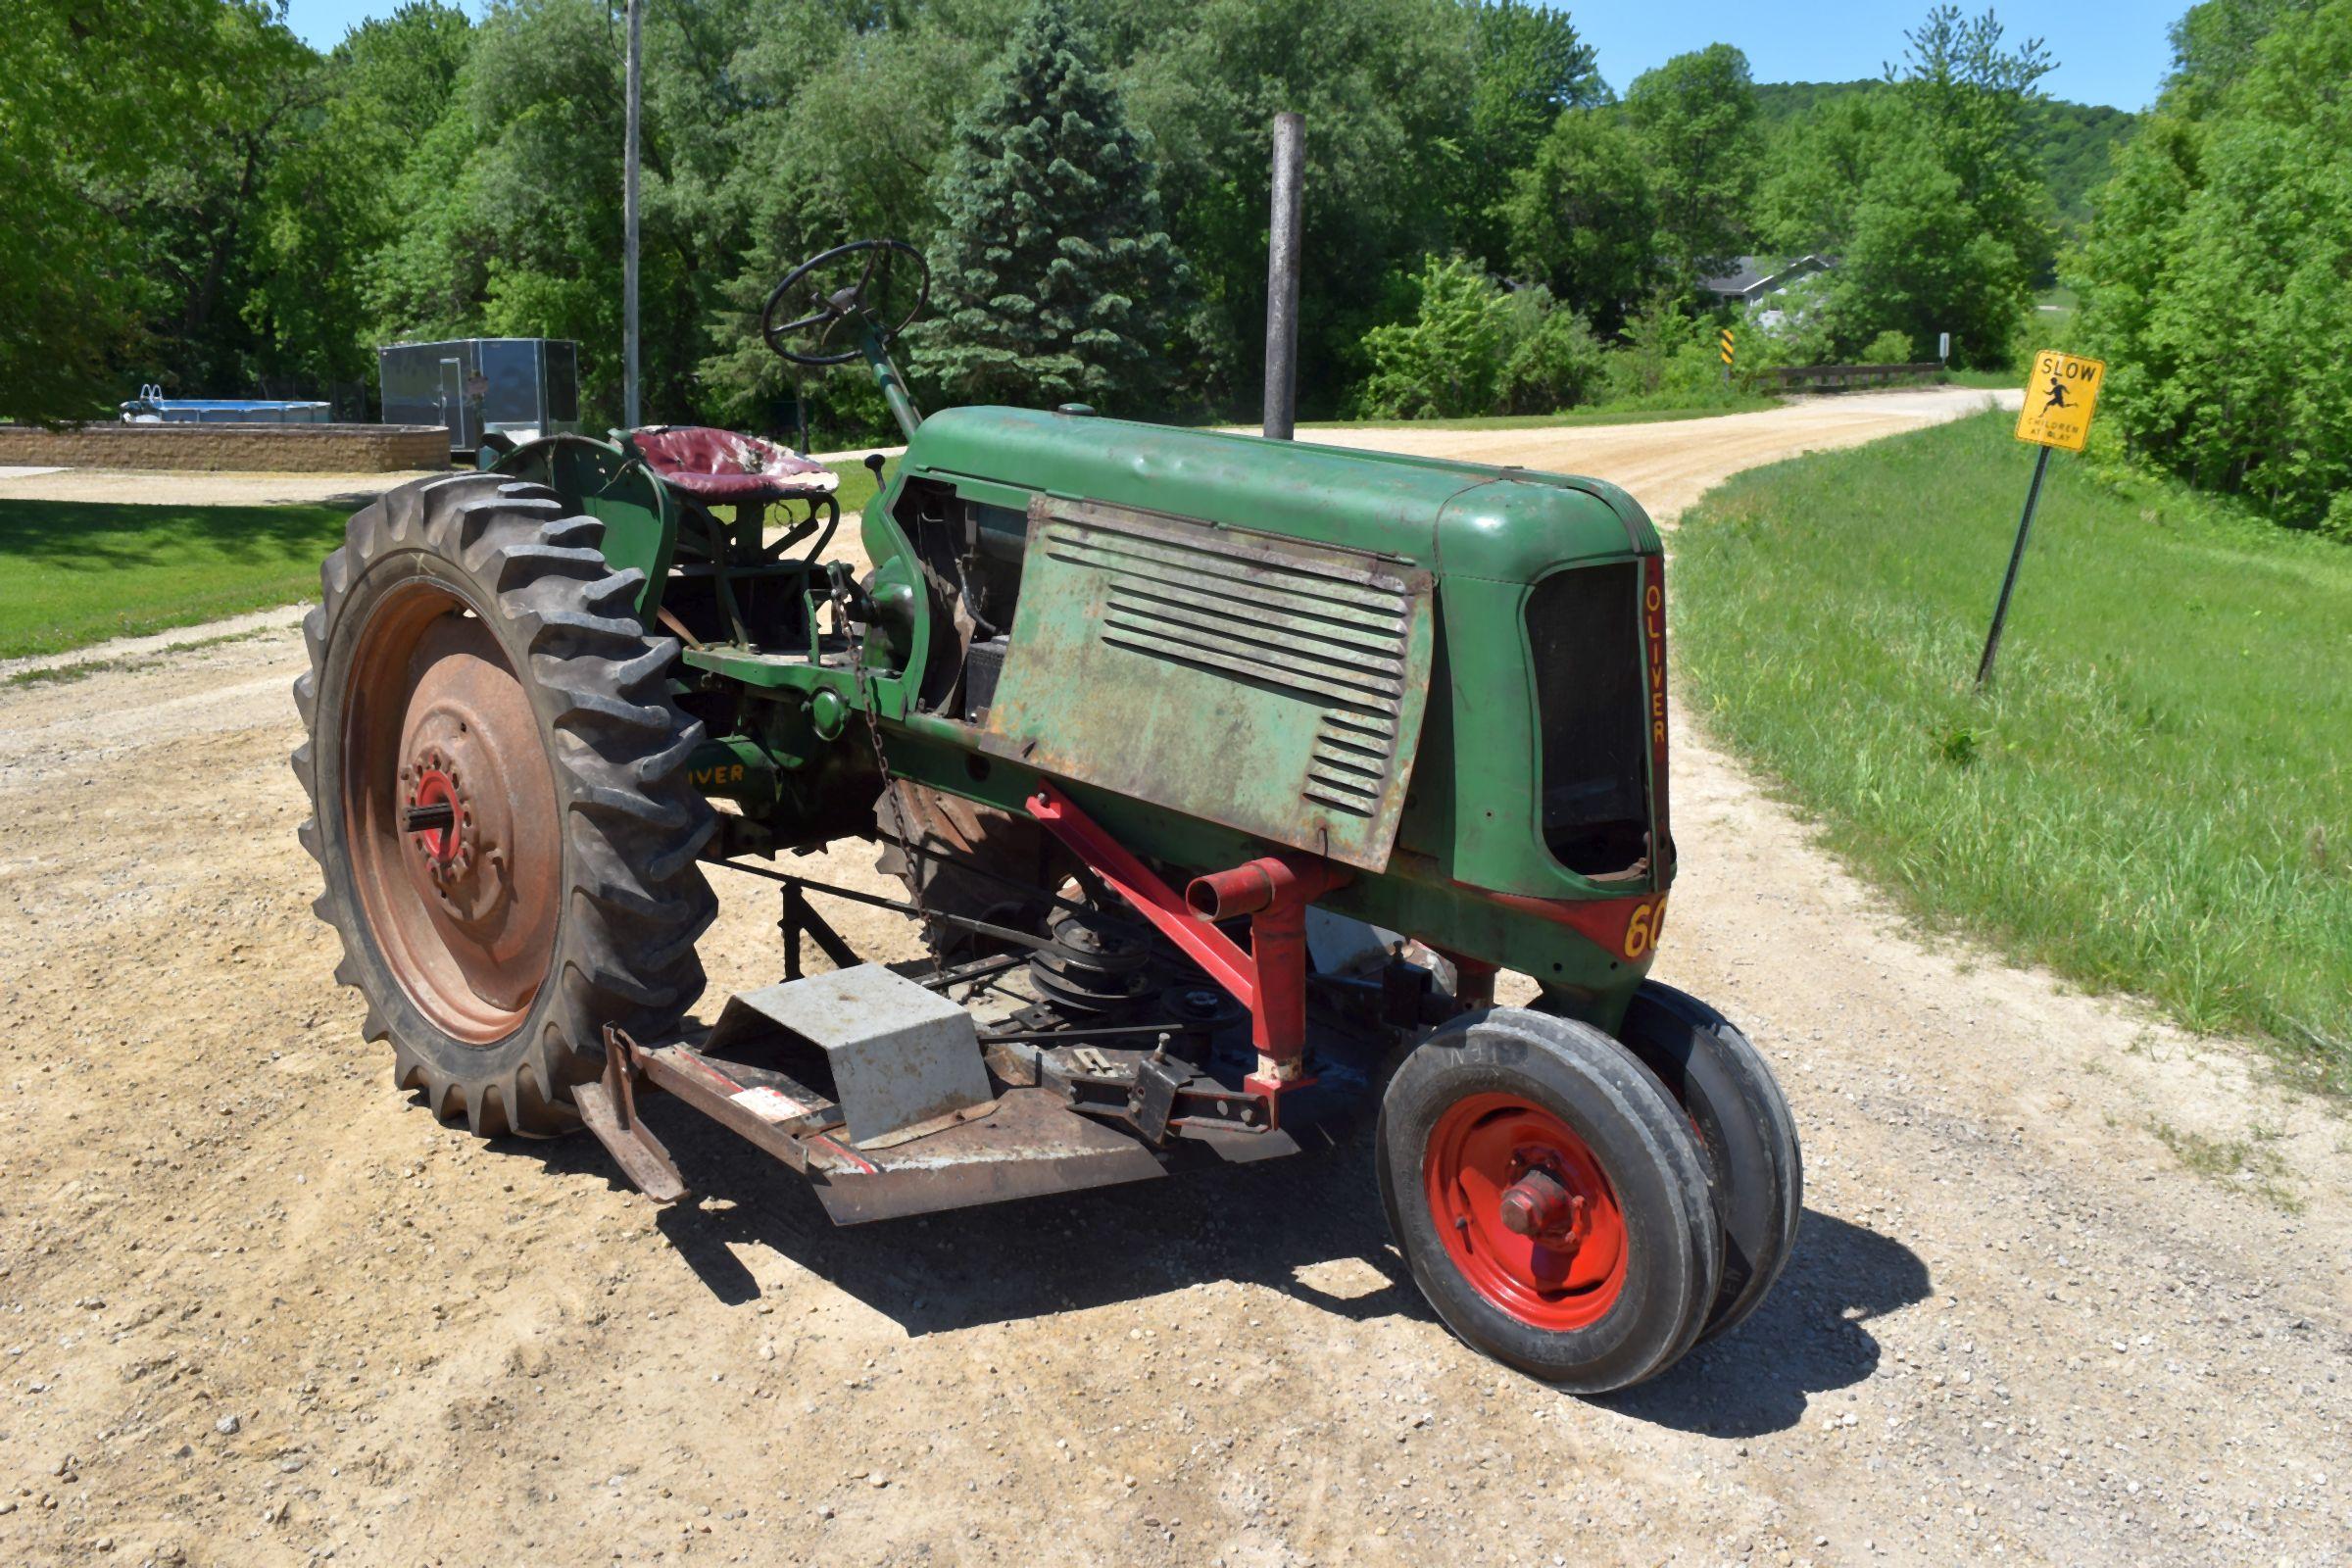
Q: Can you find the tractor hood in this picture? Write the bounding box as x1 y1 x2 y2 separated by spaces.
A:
897 406 1659 581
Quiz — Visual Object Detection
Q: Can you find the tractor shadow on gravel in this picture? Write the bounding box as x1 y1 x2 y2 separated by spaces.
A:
536 1094 1429 1332
1596 1209 1932 1438
532 1098 1929 1436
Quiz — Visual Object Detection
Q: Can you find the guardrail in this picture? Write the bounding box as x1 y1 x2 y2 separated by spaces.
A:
1756 362 1946 393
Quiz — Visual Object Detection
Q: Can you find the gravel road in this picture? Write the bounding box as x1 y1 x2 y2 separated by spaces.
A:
0 468 442 509
1 387 2344 1568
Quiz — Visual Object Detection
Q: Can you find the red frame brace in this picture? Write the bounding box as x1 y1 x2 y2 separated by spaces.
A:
1026 784 1348 1108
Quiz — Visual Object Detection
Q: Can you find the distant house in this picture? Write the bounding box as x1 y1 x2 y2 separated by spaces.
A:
1700 254 1836 308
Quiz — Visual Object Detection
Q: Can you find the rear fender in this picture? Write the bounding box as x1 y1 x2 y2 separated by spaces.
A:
489 433 680 620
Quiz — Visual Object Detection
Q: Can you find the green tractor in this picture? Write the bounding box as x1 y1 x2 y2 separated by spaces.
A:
295 240 1798 1391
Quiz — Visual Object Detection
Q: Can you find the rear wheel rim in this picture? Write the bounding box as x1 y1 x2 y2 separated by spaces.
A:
341 580 563 1045
1424 1093 1630 1331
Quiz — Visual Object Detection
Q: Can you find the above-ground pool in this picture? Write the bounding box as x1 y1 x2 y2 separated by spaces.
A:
120 386 331 424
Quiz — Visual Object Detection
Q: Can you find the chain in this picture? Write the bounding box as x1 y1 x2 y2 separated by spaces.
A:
825 564 934 938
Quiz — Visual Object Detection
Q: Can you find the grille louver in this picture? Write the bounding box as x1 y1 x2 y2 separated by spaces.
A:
981 494 1434 872
1039 515 1414 819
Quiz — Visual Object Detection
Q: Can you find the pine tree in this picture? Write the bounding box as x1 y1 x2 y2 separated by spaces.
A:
909 0 1185 411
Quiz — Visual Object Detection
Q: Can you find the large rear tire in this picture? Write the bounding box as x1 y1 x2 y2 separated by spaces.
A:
1377 1008 1721 1392
293 474 717 1136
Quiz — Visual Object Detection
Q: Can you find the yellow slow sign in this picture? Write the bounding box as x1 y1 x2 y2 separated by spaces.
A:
2015 349 2105 453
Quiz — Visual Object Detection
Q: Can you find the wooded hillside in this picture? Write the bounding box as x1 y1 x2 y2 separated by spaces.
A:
2 1 2124 441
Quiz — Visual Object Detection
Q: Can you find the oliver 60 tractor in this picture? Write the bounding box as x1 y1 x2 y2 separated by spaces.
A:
295 240 1798 1391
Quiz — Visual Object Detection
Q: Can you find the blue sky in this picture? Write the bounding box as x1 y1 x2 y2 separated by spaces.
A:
1570 1 2185 111
282 0 2187 111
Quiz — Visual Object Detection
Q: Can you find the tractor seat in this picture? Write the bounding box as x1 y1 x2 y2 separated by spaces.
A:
625 425 840 504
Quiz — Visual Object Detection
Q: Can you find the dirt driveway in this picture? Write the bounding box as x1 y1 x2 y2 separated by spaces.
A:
0 467 443 510
2 387 2345 1568
1296 386 2026 525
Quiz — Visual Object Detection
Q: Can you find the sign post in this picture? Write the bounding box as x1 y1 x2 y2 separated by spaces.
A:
1977 349 2105 687
1719 327 1735 384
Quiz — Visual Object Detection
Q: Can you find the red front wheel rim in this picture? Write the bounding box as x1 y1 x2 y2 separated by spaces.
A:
1423 1093 1630 1331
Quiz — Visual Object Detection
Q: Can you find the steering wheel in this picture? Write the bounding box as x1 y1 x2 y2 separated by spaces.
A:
760 238 930 367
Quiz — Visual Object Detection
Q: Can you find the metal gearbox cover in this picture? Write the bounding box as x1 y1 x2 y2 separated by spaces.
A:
703 963 993 1148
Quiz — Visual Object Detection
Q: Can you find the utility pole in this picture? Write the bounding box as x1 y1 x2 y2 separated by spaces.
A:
622 0 643 429
1261 112 1304 440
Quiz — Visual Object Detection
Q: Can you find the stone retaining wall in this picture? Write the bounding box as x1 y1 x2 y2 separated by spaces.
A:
0 422 450 473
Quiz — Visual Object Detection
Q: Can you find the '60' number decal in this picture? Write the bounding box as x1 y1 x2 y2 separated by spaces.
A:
1623 898 1668 959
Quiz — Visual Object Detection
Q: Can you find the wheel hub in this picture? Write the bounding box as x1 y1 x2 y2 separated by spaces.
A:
1496 1162 1591 1246
405 760 468 872
1424 1094 1629 1331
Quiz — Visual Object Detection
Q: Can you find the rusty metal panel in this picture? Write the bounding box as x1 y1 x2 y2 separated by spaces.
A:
806 1085 1305 1225
574 1077 687 1202
808 1086 1171 1223
981 496 1434 871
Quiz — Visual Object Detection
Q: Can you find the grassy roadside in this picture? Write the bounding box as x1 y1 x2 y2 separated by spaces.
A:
5 627 277 689
1938 367 2023 390
1673 412 2352 1092
0 461 882 662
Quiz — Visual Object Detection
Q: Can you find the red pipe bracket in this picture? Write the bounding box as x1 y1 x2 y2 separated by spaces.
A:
1025 786 1350 1108
1026 786 1256 1008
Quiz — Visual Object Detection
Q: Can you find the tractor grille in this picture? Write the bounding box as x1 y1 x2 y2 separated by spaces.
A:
1526 563 1652 878
1039 515 1414 819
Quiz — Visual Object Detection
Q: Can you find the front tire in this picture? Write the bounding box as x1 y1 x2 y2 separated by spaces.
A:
292 474 716 1136
1377 1008 1721 1392
1618 981 1802 1343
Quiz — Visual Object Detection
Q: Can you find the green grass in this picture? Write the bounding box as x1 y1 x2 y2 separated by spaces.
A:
822 458 894 516
1940 367 2026 390
1675 412 2352 1092
0 462 893 662
0 498 350 660
2034 284 2081 325
2147 1118 2301 1211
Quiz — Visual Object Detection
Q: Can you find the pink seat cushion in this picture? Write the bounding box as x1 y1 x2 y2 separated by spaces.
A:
625 425 839 504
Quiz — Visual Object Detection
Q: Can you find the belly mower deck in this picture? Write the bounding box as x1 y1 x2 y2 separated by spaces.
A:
575 784 1408 1223
577 1001 1362 1223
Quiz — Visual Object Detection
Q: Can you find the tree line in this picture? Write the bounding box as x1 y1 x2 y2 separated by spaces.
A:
4 3 2079 441
2070 0 2352 537
7 2 2107 447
